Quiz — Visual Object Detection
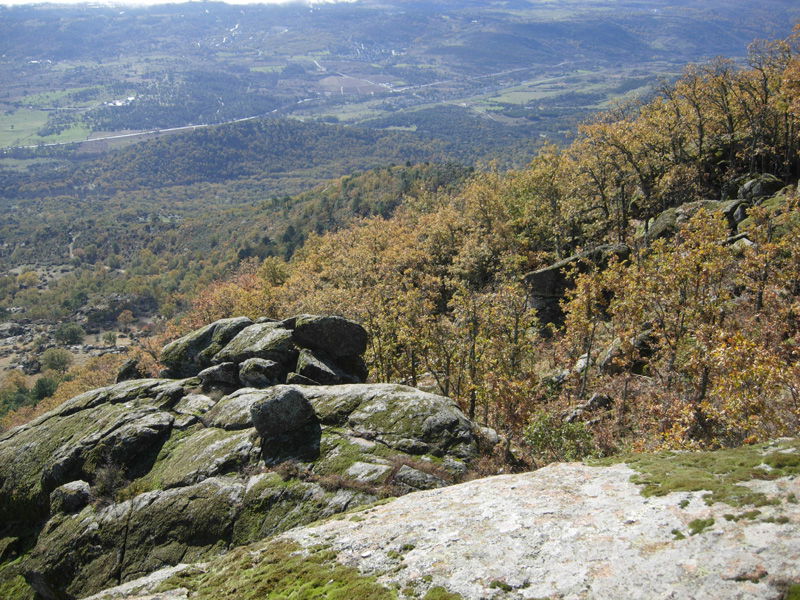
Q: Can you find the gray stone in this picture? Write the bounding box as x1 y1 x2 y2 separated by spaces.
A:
250 387 318 442
301 384 478 459
173 393 216 417
584 393 613 411
198 362 239 386
645 206 677 241
393 464 447 491
572 353 590 374
173 415 199 430
731 236 755 252
49 480 91 514
212 322 296 365
523 244 630 325
204 389 267 430
346 461 391 482
238 358 283 388
116 358 145 383
0 317 486 600
738 173 783 200
296 349 355 385
0 322 26 339
476 426 500 452
336 354 369 382
26 478 244 600
139 428 260 489
281 459 800 600
286 372 320 385
160 317 253 377
599 330 653 375
291 314 368 358
0 536 18 563
78 456 800 600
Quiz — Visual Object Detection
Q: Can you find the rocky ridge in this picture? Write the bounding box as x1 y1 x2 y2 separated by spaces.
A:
0 315 489 600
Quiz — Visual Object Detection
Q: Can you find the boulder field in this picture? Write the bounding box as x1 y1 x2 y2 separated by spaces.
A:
0 315 488 600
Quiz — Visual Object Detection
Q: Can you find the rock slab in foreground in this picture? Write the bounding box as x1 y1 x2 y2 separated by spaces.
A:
91 452 800 600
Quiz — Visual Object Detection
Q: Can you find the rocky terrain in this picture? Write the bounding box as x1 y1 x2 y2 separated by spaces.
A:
0 291 157 377
0 315 492 600
2 313 798 600
83 440 800 600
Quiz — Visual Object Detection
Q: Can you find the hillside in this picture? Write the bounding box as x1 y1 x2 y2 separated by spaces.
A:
1 2 799 432
0 160 471 423
2 8 800 600
4 27 800 449
112 30 799 461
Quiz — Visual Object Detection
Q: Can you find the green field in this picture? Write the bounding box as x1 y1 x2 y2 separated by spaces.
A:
0 108 49 147
0 108 92 149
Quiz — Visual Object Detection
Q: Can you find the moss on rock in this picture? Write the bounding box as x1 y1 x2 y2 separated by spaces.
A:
159 539 395 600
0 558 34 600
594 439 800 507
132 426 259 492
161 317 254 377
233 474 329 545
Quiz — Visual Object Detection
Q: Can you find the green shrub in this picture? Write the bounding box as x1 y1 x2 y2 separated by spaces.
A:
54 322 85 345
33 375 60 400
41 348 73 373
524 411 596 464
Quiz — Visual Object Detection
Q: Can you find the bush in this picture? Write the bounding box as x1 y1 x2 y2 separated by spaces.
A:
54 322 85 345
33 375 60 400
92 460 128 503
41 348 73 373
524 411 596 465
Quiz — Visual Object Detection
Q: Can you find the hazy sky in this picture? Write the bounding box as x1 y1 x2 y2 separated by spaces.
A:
0 0 354 6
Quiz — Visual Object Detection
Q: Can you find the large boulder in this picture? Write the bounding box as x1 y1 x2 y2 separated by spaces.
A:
738 173 783 201
197 362 239 386
250 387 317 441
159 314 369 389
290 314 368 359
25 478 244 600
211 321 296 366
160 317 253 377
238 358 283 388
0 379 188 534
643 199 730 243
251 387 320 460
295 349 359 385
115 358 145 383
82 439 800 600
0 322 26 339
49 481 91 515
